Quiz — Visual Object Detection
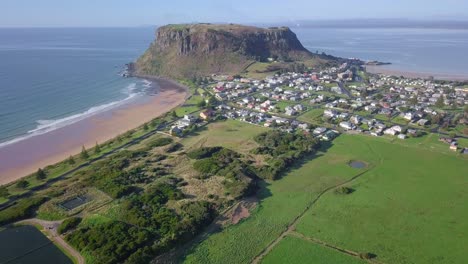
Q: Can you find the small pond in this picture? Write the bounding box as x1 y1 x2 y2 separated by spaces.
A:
349 160 367 169
59 195 90 211
0 225 72 264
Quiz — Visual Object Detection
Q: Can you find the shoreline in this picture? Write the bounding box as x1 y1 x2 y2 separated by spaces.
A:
0 77 188 186
365 65 468 81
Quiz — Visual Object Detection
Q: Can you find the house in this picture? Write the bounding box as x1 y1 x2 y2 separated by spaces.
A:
462 148 468 155
298 123 309 131
177 119 192 128
284 106 297 116
322 130 338 141
439 137 455 144
313 127 327 135
170 126 183 136
350 115 362 125
324 109 338 118
293 104 305 112
417 119 429 126
398 134 407 140
338 112 350 119
215 93 227 101
391 125 403 133
380 108 392 116
200 110 214 120
183 115 197 122
450 144 458 151
403 112 414 120
339 121 355 130
384 128 397 136
364 105 377 113
407 129 418 136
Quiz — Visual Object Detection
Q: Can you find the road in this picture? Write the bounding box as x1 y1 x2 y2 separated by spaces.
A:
0 115 189 211
16 218 85 264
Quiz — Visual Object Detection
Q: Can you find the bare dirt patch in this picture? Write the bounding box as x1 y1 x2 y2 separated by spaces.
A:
226 197 258 225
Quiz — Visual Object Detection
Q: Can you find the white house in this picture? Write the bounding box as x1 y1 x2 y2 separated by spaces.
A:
339 121 355 130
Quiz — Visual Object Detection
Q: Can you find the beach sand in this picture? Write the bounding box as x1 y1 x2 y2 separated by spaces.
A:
366 65 468 81
0 78 188 185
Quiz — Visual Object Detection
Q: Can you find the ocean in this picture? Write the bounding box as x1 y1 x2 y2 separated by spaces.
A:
293 27 468 76
0 27 155 147
1 27 468 148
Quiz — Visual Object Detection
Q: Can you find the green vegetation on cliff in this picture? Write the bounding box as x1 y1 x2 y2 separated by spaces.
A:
135 23 337 78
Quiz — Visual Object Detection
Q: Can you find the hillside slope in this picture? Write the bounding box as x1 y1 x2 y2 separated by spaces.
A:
135 23 335 78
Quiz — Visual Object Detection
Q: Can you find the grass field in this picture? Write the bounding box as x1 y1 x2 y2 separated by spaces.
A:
183 132 468 264
261 235 364 264
244 62 276 79
183 140 365 263
180 119 269 154
294 135 468 264
297 108 324 125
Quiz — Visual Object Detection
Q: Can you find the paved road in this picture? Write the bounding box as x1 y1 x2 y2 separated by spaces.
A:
16 218 85 264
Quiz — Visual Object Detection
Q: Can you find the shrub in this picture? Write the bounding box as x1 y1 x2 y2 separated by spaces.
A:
148 137 173 148
335 186 354 195
166 143 183 153
359 252 376 260
0 197 46 225
67 155 76 165
0 186 9 198
16 180 29 189
80 146 89 159
66 221 153 264
193 159 220 174
187 147 223 159
36 168 47 180
58 217 82 234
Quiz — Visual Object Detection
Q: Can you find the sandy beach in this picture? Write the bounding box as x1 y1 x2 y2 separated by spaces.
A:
0 78 188 185
366 65 468 81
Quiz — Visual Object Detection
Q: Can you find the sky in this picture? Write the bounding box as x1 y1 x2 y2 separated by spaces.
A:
1 0 468 27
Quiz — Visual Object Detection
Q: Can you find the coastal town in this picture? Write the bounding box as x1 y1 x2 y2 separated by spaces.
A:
170 62 468 154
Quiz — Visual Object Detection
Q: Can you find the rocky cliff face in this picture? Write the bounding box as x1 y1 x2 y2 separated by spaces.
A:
135 24 317 78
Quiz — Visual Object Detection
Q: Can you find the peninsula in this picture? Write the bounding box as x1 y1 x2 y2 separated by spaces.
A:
0 23 467 264
134 23 340 78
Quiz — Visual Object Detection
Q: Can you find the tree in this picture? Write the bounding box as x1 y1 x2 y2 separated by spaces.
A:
68 155 76 165
143 123 149 131
431 114 442 125
0 186 9 198
94 142 101 154
36 168 47 180
80 146 89 160
197 100 207 108
449 132 457 139
207 96 218 108
16 180 29 189
361 89 368 97
171 111 178 118
435 96 445 108
464 105 468 115
409 96 418 106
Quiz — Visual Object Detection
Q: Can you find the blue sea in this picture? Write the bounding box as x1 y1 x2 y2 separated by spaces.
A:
1 27 468 147
293 27 468 75
0 27 154 146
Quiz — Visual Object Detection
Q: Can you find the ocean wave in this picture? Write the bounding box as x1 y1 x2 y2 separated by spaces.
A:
0 82 143 149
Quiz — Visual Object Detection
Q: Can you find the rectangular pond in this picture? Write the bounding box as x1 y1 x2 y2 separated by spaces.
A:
59 195 90 211
0 225 73 264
